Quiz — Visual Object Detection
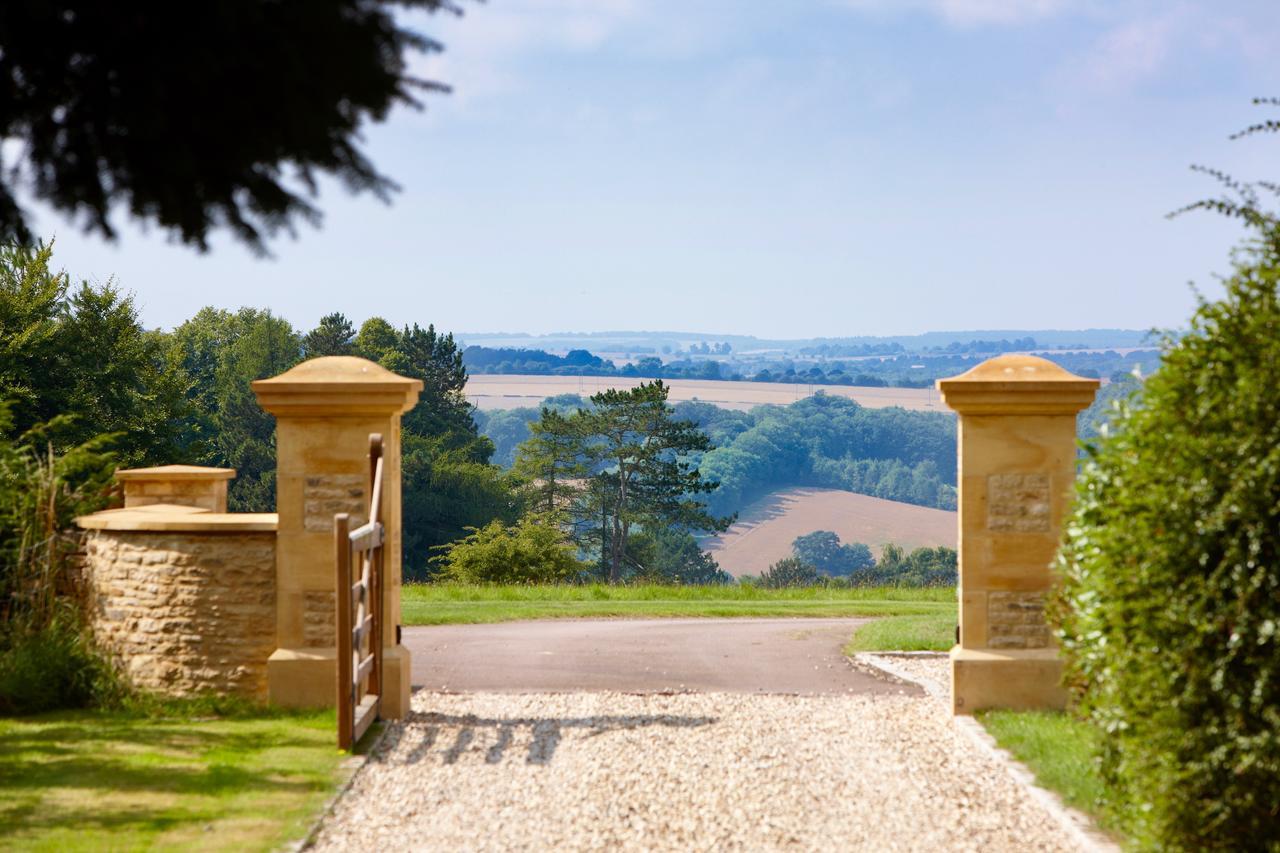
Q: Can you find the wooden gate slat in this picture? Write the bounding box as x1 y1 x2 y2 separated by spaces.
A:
353 694 380 743
354 651 375 685
352 613 374 648
335 433 386 751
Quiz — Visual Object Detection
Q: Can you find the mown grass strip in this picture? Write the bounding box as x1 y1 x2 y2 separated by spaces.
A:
401 583 956 626
977 709 1121 838
844 612 957 653
0 708 345 852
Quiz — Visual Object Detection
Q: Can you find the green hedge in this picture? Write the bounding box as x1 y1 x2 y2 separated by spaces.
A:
1053 226 1280 848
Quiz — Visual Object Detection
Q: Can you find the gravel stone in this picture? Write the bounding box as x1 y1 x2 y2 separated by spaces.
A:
311 684 1077 852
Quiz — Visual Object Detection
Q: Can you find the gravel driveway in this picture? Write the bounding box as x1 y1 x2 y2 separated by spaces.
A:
310 657 1075 852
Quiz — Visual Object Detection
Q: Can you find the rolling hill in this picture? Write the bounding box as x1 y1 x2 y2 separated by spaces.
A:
703 487 957 578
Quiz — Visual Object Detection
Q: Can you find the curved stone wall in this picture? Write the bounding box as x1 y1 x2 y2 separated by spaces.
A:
84 529 277 698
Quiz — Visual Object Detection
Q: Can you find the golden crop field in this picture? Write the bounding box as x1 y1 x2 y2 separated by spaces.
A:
703 487 957 577
465 374 947 412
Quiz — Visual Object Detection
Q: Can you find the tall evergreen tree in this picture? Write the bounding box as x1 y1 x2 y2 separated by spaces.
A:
511 408 588 521
515 380 730 583
301 312 356 358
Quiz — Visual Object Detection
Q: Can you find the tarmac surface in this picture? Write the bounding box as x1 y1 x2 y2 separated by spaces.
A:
404 617 921 695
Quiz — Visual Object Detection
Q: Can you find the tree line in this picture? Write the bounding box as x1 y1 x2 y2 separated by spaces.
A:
462 339 1161 391
0 245 515 579
2 243 965 589
755 530 956 588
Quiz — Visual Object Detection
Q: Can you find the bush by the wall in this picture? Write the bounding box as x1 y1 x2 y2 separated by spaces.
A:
0 613 124 715
0 406 122 715
1053 225 1280 848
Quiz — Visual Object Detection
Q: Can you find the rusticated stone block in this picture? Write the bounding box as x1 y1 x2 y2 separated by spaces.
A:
303 589 336 647
987 473 1051 533
987 591 1052 649
303 474 365 532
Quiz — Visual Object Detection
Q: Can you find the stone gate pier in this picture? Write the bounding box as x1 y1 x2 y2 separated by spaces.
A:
76 356 421 720
937 355 1098 714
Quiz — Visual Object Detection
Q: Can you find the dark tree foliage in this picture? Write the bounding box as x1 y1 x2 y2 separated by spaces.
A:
624 528 732 585
791 531 874 577
384 323 479 448
0 243 190 466
0 1 461 252
301 313 356 358
697 394 956 516
351 318 512 577
170 307 302 511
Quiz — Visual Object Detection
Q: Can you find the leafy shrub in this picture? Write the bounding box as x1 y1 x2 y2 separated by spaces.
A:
1053 225 1280 848
431 516 585 584
758 556 821 589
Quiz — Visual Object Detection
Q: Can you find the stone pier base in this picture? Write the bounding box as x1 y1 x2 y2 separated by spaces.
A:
950 647 1067 715
268 644 412 717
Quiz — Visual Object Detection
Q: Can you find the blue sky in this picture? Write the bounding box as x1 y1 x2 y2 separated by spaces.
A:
25 0 1280 338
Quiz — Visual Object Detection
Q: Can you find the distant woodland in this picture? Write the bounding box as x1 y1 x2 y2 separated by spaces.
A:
478 393 957 515
462 341 1160 389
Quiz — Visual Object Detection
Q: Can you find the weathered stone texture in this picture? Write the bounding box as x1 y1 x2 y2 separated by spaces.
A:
84 531 276 698
987 591 1052 649
986 473 1051 533
303 589 336 646
303 474 365 532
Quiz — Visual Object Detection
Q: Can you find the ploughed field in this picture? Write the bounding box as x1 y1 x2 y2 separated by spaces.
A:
465 374 947 412
704 487 957 577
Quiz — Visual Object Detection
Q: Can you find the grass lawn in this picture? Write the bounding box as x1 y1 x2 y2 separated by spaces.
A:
978 710 1121 838
844 611 957 653
0 707 347 852
402 582 956 626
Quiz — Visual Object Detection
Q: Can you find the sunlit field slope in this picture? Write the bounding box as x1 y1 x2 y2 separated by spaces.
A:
704 487 957 577
466 375 946 412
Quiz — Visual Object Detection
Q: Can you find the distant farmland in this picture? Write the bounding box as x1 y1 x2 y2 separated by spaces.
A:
703 487 957 578
466 375 947 412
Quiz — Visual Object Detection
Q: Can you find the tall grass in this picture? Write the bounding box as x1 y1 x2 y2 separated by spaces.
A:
0 415 121 714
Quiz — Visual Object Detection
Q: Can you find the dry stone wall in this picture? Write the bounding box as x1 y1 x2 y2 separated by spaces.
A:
84 530 277 698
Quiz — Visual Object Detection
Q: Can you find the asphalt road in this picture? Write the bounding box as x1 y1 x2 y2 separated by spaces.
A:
405 618 920 696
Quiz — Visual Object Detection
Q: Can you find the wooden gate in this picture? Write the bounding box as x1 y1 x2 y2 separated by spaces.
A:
335 434 386 750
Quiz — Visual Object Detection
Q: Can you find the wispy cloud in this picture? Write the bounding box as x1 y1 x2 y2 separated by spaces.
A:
1065 3 1276 94
838 0 1074 27
1078 10 1181 89
408 0 643 103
